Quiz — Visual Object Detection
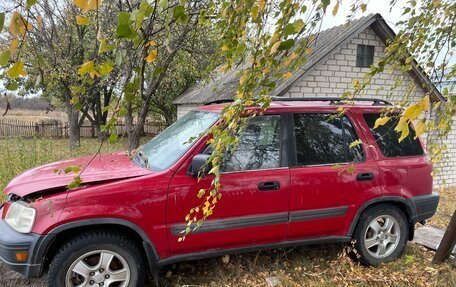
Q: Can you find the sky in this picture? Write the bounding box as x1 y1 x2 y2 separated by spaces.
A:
320 0 406 32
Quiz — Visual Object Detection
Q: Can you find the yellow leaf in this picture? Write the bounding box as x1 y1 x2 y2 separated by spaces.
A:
360 3 367 12
7 61 27 78
74 0 88 11
349 139 362 149
404 104 423 120
9 12 30 36
374 116 390 129
351 79 360 89
98 37 107 54
76 15 89 25
145 49 157 63
74 0 101 13
283 71 292 80
398 123 409 143
305 47 312 55
258 0 266 11
78 60 99 79
87 0 101 11
270 41 280 54
220 44 229 51
37 16 43 30
147 40 156 47
420 95 430 111
10 37 19 51
97 61 113 76
245 100 255 106
332 0 340 16
414 119 426 139
284 52 297 66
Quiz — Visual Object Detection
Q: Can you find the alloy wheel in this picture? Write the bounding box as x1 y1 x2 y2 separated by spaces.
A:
364 215 401 259
65 250 131 287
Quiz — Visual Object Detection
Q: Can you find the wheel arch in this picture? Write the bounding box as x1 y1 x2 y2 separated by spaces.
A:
348 197 417 241
36 218 160 276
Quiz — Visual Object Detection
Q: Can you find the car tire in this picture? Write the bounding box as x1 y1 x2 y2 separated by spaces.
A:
352 204 409 266
48 231 146 287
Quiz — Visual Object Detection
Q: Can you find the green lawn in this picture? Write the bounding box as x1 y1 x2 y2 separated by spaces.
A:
0 138 454 286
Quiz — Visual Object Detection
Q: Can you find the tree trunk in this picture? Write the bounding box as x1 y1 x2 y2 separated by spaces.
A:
433 210 456 264
127 101 149 152
65 92 81 150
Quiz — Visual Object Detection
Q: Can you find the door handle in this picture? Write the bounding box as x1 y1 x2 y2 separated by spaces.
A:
258 181 280 191
356 172 374 181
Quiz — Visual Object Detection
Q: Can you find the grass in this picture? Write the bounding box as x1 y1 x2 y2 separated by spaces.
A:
0 138 455 286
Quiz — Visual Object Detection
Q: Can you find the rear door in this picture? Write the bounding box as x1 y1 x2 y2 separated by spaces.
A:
167 114 290 255
287 112 383 240
361 113 433 198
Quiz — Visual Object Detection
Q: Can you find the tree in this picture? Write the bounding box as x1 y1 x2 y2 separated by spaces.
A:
0 0 454 237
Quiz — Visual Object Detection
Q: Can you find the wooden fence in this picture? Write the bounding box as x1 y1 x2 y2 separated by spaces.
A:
0 118 166 139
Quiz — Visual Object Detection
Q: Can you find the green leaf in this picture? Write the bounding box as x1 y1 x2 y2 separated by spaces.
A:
173 5 186 21
153 66 164 78
116 12 135 39
109 132 118 144
278 39 295 51
283 20 305 37
118 108 128 117
6 81 18 91
26 0 37 8
158 0 168 9
67 176 82 189
0 50 10 67
124 82 137 102
102 106 110 113
0 13 4 32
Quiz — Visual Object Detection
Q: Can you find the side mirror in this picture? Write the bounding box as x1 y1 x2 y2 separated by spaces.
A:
188 154 211 177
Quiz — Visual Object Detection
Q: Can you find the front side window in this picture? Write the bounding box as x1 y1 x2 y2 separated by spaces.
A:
363 113 424 157
222 115 281 172
134 110 219 171
293 113 364 166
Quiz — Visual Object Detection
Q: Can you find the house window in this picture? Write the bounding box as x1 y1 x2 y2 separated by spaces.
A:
356 44 375 68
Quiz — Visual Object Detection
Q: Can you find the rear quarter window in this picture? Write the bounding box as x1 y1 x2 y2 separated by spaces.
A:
363 113 424 157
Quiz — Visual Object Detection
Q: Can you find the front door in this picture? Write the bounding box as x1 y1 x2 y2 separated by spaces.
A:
167 114 290 255
287 112 383 239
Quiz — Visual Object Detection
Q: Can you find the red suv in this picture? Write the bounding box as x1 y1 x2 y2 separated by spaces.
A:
0 98 439 287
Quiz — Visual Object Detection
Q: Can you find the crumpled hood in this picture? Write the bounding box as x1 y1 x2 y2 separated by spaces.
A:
4 152 152 197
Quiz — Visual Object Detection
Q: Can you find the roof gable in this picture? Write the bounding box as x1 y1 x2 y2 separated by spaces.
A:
174 14 443 105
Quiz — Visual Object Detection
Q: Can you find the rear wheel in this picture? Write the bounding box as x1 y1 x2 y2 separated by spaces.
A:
48 231 146 287
352 204 408 266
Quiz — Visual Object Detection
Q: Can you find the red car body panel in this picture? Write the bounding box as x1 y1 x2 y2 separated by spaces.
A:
4 152 152 197
1 100 439 278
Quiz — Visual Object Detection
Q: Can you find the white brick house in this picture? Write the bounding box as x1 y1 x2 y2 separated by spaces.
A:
173 14 455 186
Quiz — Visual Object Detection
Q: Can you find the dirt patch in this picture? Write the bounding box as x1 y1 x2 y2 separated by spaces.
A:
0 263 46 287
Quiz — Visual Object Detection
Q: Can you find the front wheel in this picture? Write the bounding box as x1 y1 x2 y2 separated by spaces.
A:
352 204 409 266
48 231 146 287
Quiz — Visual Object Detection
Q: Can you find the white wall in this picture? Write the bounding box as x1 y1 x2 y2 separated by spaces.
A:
176 104 200 119
176 27 456 187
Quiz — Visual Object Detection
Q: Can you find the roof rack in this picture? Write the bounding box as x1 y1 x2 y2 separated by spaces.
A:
204 99 233 105
205 97 392 106
270 97 392 106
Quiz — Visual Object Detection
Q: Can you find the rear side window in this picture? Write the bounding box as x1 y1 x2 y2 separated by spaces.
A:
363 113 424 157
293 114 364 166
222 115 281 172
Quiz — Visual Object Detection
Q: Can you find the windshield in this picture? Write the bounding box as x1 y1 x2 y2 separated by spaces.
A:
132 110 219 171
